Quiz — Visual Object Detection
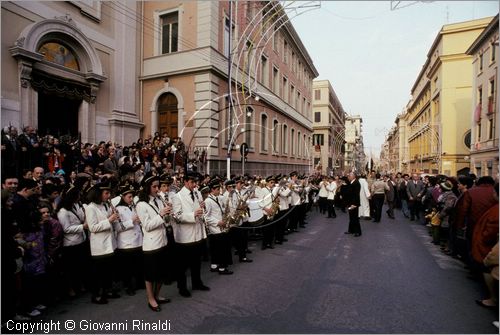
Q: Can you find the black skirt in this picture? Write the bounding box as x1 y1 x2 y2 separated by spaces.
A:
143 247 166 282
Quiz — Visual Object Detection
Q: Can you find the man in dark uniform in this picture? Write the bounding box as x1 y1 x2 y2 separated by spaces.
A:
343 172 362 237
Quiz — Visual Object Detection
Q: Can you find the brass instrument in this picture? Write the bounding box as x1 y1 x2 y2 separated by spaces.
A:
221 190 236 233
159 194 179 225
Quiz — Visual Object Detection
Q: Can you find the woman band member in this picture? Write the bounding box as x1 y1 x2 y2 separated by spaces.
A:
85 182 118 304
56 185 89 298
114 182 143 296
135 173 171 312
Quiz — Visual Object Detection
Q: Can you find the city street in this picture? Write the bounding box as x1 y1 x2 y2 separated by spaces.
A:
31 207 497 334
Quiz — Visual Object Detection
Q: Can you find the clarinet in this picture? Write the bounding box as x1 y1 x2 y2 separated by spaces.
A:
108 201 126 231
192 190 208 233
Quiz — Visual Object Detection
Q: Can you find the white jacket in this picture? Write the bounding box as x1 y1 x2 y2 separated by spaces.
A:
326 182 337 200
115 205 143 250
85 203 117 256
171 187 207 244
204 194 224 235
318 181 329 198
278 186 291 210
57 205 86 247
136 197 167 252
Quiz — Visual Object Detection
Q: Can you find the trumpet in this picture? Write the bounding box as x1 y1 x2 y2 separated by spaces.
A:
159 195 178 225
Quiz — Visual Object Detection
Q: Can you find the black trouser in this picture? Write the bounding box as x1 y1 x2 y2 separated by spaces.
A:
372 194 385 222
274 209 288 242
288 206 298 231
298 203 306 226
348 207 362 235
386 200 395 218
208 233 233 268
90 253 115 298
230 226 249 260
409 200 421 219
176 240 204 290
318 197 328 214
262 217 275 247
327 199 336 217
116 247 143 291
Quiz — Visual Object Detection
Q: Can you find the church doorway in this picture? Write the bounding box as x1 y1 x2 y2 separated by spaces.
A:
158 93 178 138
38 92 81 139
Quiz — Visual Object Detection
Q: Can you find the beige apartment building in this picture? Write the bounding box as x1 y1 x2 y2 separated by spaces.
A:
311 80 345 175
2 1 143 144
140 1 318 175
402 17 493 176
466 14 499 178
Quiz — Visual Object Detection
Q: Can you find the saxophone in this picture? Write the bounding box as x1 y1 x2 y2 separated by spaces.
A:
267 191 281 220
222 190 237 232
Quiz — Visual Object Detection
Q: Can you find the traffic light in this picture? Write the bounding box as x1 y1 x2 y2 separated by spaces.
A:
240 142 249 157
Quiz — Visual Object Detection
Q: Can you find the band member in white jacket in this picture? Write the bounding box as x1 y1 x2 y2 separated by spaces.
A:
205 180 233 275
56 185 89 298
275 176 291 244
171 173 210 298
326 176 337 219
84 182 118 304
135 174 171 312
114 182 143 296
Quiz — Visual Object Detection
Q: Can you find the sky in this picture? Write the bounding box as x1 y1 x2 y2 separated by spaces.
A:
291 0 499 158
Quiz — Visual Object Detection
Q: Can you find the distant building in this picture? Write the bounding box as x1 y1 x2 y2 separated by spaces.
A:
402 17 493 176
344 115 365 173
466 14 499 178
311 80 345 175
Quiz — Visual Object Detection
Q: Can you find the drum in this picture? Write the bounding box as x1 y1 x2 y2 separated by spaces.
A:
247 198 265 226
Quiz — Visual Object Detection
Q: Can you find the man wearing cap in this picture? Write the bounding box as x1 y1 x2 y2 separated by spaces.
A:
288 172 302 232
259 176 278 250
232 177 253 262
171 172 210 297
205 180 233 275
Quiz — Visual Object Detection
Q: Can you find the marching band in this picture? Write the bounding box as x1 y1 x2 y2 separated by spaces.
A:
42 170 319 312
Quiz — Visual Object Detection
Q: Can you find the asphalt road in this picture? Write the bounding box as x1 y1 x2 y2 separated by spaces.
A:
12 206 498 334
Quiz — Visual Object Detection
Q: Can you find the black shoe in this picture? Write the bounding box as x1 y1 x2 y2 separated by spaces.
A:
192 284 210 291
261 245 267 250
275 241 283 245
156 297 171 304
282 238 288 242
475 300 497 310
179 289 191 298
218 269 234 275
126 289 136 296
344 232 352 234
354 233 361 237
106 292 121 299
266 244 274 249
210 267 219 272
91 296 108 305
148 302 161 312
299 225 306 228
239 258 253 263
332 215 337 218
245 249 252 254
327 216 332 218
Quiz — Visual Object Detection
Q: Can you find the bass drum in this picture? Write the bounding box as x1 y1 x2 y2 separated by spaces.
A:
247 198 265 227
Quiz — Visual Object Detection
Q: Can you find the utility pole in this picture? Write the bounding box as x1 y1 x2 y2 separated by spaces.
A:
226 0 233 180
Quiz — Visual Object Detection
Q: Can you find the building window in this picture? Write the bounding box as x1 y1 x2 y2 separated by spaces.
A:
314 89 321 100
245 40 254 74
283 40 288 64
161 12 178 54
313 134 324 146
488 117 495 140
478 86 483 106
477 121 482 142
303 98 307 116
479 52 484 72
245 107 254 148
297 131 301 157
282 77 288 102
491 42 496 62
273 28 279 51
273 119 279 154
290 85 295 107
261 55 268 87
297 92 301 114
273 67 279 94
282 124 288 154
291 129 295 155
314 112 321 123
261 114 268 152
